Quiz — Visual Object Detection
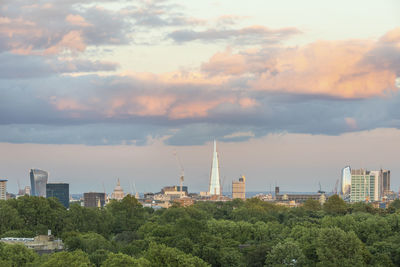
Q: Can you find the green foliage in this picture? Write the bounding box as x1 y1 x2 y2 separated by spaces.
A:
302 199 321 212
316 227 368 267
0 243 37 267
323 195 348 215
41 250 93 267
144 242 210 267
0 196 399 266
265 239 306 267
101 252 149 267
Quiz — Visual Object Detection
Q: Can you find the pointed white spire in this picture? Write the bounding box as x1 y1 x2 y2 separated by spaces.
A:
209 139 221 195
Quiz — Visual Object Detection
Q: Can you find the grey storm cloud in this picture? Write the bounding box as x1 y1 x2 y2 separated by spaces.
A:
2 73 400 146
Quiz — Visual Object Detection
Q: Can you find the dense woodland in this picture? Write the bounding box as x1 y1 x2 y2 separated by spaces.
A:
1 195 400 266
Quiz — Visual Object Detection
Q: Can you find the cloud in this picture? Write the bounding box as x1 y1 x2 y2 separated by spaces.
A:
202 28 400 98
168 25 301 45
2 68 400 146
0 1 132 55
0 53 119 79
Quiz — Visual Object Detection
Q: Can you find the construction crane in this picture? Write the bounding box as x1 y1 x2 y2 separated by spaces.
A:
333 179 339 195
318 182 325 194
173 151 185 198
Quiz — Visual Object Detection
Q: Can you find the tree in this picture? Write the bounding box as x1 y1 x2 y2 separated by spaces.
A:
0 243 37 267
63 232 113 254
144 242 210 267
0 203 23 235
265 239 306 267
101 252 149 267
41 250 93 267
323 195 347 215
302 199 321 212
316 227 368 267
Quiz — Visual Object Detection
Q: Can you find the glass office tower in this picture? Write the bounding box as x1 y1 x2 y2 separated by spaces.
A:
341 166 351 199
30 169 48 197
46 183 69 208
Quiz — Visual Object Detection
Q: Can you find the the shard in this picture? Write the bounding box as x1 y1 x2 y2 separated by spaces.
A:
209 140 221 195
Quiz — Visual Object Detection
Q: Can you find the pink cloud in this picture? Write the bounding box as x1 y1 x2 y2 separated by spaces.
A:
66 14 92 27
202 28 400 98
51 98 88 111
239 98 258 108
169 97 235 119
45 30 86 55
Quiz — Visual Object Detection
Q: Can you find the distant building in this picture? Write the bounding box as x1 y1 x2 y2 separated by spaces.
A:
161 186 188 196
341 166 351 198
0 179 7 200
275 193 324 203
381 169 391 196
24 186 31 196
84 192 106 208
209 140 221 195
30 169 48 197
350 169 381 202
1 235 63 254
232 175 246 200
111 179 125 200
173 197 194 207
46 183 69 208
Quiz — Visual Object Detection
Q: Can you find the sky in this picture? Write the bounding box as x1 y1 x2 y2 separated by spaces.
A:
1 0 400 194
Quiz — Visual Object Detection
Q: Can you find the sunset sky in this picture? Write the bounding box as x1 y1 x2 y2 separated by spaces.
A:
1 0 400 194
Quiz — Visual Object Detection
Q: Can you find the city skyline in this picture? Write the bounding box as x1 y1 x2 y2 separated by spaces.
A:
1 135 398 194
1 1 399 193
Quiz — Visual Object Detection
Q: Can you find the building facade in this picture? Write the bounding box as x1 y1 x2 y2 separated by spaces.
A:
46 183 69 208
84 192 106 208
350 169 380 202
209 140 221 195
341 166 351 198
232 175 246 200
111 179 124 200
161 186 188 196
0 179 7 200
30 169 48 197
381 169 391 196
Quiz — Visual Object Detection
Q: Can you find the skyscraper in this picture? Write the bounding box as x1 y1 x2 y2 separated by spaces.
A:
232 175 246 200
381 169 390 196
0 179 7 200
209 140 221 195
46 183 69 208
350 169 381 202
341 166 351 198
30 169 48 197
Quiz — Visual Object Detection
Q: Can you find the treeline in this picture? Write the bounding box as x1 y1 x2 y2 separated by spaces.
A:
1 195 400 266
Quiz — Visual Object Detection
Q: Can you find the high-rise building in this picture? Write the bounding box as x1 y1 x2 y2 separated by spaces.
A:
350 169 381 202
84 192 106 208
381 169 391 196
232 175 246 200
209 140 221 195
341 166 351 198
111 179 125 200
30 169 48 197
0 179 7 200
46 183 69 208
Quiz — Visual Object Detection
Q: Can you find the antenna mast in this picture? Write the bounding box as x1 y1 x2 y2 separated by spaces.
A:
173 151 185 198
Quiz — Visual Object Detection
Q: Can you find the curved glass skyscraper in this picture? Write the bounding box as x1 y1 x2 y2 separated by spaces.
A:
341 166 351 198
30 169 48 197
